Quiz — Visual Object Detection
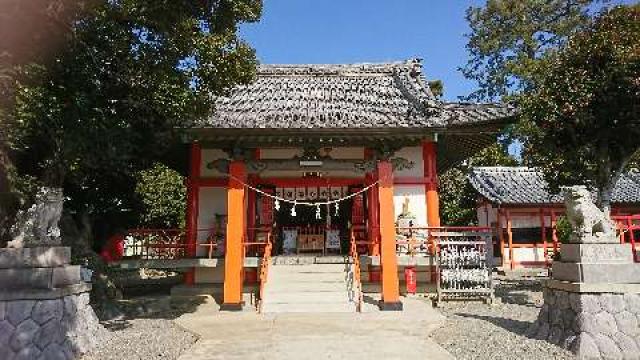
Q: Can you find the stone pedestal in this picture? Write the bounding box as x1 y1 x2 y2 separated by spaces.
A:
0 247 107 360
533 243 640 359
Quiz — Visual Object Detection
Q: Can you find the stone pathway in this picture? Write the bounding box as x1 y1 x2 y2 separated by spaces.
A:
175 295 453 360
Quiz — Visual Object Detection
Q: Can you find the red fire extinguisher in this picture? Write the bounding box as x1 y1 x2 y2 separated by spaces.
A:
404 266 417 294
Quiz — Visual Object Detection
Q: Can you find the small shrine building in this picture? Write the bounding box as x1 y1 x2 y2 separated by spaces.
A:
141 59 516 310
469 167 640 270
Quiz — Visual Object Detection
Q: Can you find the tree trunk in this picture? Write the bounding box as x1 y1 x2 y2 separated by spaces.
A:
597 185 613 218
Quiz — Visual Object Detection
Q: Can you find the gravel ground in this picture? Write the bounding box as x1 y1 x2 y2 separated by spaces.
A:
82 296 201 360
82 318 198 360
430 276 575 360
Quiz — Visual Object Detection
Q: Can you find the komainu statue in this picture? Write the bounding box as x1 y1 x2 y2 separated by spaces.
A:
563 186 615 243
7 187 64 248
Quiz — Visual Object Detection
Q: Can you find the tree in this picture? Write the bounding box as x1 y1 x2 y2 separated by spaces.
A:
6 1 261 234
518 5 640 213
461 0 606 101
135 163 186 229
439 143 518 225
0 1 96 244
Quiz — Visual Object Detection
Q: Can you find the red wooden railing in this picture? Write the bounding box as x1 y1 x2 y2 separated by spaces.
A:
124 228 190 259
349 228 363 312
612 215 640 262
124 226 272 260
257 231 273 313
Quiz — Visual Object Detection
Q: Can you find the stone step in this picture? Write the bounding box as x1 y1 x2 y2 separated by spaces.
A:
272 256 351 266
261 302 357 313
265 281 347 293
267 273 346 284
263 291 350 304
269 264 347 273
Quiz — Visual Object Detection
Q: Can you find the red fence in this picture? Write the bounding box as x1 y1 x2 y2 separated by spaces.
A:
123 227 272 260
613 215 640 262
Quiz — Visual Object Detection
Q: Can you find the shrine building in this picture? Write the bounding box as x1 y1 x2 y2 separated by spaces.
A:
123 59 515 311
469 167 640 270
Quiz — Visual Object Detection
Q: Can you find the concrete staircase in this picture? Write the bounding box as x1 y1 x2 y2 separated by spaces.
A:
261 257 357 313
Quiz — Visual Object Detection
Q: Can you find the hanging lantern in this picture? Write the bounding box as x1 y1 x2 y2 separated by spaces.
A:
275 199 280 211
291 202 297 217
315 204 321 220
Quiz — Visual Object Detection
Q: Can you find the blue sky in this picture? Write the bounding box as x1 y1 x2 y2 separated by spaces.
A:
240 1 485 102
240 0 633 102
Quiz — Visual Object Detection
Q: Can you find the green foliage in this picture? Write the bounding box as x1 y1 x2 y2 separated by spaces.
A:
462 0 602 101
135 163 186 228
555 216 572 244
518 5 640 211
5 0 261 228
439 143 518 225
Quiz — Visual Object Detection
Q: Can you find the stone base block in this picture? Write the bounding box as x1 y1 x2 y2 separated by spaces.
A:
53 266 81 287
552 262 640 283
559 243 634 263
568 233 618 244
0 266 82 290
546 279 640 294
0 247 71 268
532 286 640 359
0 290 108 359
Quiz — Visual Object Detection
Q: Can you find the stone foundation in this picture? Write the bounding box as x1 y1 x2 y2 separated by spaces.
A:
0 291 107 360
532 285 640 359
0 247 107 359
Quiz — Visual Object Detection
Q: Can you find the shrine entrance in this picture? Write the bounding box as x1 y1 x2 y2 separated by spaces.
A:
255 182 365 256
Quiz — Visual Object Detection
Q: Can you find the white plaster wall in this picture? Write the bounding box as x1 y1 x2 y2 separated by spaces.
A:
393 146 424 177
200 148 229 177
260 147 364 160
261 169 362 178
504 247 547 264
197 187 228 257
329 147 364 159
477 206 497 227
260 148 301 159
260 147 364 178
394 185 427 227
478 205 554 229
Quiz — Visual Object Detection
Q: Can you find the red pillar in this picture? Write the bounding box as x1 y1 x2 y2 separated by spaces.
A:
423 141 440 227
184 143 201 285
222 160 247 310
540 209 549 266
506 209 515 270
377 160 402 310
365 149 380 256
247 174 257 252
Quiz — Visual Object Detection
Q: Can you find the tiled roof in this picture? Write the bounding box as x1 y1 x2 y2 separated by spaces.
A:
469 167 640 205
196 59 514 129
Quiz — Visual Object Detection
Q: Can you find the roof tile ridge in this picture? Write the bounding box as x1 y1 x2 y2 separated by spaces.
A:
468 168 506 205
472 166 531 171
257 59 420 76
390 61 442 120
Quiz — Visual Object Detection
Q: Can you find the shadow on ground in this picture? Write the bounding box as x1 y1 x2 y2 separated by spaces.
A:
456 312 535 337
494 277 543 308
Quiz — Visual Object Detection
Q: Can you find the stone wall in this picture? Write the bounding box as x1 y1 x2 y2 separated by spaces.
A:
0 247 107 360
532 287 640 359
0 292 108 360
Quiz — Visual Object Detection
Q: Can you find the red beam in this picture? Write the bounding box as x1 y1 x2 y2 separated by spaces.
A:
198 177 227 187
394 177 431 185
